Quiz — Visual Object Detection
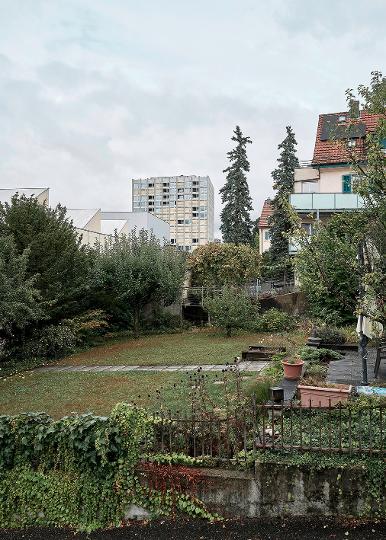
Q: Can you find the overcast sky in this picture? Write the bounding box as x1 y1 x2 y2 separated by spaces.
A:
0 0 385 236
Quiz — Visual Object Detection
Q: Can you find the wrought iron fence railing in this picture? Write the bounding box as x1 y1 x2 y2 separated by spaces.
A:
147 402 385 460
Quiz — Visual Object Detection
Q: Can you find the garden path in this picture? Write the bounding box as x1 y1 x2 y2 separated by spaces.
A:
35 360 269 374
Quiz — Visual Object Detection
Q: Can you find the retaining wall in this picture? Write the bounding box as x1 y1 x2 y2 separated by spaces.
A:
138 462 385 519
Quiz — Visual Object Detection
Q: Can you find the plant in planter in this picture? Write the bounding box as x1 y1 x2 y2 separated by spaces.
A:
298 359 351 406
282 356 304 380
297 382 352 407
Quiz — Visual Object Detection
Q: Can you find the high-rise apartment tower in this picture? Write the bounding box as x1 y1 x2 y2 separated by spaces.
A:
132 175 214 251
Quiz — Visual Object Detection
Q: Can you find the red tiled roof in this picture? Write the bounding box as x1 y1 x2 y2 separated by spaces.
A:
258 198 273 228
312 110 383 165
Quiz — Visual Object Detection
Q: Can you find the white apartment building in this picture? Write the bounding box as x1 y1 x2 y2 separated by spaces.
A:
132 175 214 252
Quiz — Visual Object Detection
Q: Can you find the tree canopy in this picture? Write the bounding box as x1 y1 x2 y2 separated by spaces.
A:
294 212 365 325
220 126 253 244
345 71 386 326
0 195 91 321
0 236 44 341
189 242 260 287
266 126 299 277
91 230 186 334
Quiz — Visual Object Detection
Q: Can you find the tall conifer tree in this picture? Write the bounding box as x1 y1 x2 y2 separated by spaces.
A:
268 126 299 270
220 126 253 244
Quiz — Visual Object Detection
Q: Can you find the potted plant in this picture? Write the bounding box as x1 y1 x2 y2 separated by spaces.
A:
298 382 352 407
298 364 351 407
282 356 304 380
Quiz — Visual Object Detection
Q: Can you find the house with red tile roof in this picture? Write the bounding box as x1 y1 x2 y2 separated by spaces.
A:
289 108 383 252
257 198 273 254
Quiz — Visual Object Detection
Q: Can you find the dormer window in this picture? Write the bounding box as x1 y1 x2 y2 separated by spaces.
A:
348 139 356 148
338 115 347 123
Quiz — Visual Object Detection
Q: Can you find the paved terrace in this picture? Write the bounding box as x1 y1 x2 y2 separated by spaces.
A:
35 360 269 374
327 348 386 385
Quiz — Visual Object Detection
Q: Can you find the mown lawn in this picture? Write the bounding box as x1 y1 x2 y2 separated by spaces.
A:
0 369 260 419
58 328 305 367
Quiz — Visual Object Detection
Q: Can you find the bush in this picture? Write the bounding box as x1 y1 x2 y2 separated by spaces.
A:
204 287 256 337
298 347 343 364
67 309 109 345
253 308 296 332
144 308 183 332
315 326 346 345
22 323 78 359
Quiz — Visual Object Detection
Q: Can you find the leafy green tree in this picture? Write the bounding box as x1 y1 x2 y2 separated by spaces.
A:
0 236 44 344
345 71 386 326
0 195 91 321
189 242 260 287
266 126 299 277
92 230 186 335
220 126 253 244
204 287 256 337
294 212 365 324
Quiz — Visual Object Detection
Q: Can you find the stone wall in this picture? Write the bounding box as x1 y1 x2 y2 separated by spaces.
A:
195 463 378 518
138 462 384 519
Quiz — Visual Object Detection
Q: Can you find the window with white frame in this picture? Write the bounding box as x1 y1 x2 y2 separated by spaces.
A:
302 181 318 193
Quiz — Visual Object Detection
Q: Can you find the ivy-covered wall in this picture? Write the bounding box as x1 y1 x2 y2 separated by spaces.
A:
0 405 214 532
0 407 384 531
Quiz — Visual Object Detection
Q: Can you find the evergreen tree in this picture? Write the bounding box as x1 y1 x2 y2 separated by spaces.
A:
0 195 91 321
267 126 299 273
220 126 253 244
0 236 44 342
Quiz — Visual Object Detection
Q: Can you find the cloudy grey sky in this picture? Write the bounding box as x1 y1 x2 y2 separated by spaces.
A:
0 0 385 235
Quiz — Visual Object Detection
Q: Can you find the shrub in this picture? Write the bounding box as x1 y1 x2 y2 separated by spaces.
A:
204 287 256 337
315 326 346 345
303 363 328 380
253 308 296 332
298 347 343 364
67 309 109 345
144 308 183 332
22 323 78 359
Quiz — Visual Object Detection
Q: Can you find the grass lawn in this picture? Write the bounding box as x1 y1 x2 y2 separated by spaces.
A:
58 328 306 367
0 369 261 419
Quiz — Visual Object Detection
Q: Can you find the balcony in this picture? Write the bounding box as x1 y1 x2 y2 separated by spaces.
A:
290 193 364 211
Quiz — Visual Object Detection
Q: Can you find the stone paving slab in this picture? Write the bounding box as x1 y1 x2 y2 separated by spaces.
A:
327 349 386 385
34 361 269 374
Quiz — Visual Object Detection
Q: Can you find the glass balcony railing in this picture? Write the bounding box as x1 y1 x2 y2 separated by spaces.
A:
290 193 364 211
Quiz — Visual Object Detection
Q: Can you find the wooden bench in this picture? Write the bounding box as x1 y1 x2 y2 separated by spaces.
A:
374 339 386 378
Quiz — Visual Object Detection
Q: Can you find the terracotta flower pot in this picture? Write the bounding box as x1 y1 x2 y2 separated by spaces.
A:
298 384 352 408
282 359 304 380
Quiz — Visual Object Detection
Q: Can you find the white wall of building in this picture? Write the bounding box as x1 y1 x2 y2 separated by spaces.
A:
0 187 49 205
259 227 271 255
294 166 356 194
100 211 170 243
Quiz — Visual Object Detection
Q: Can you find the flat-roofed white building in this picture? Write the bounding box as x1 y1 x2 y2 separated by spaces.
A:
100 211 170 243
0 187 49 206
65 208 108 246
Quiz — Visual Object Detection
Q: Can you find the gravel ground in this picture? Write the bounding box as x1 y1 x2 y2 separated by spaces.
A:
0 518 385 540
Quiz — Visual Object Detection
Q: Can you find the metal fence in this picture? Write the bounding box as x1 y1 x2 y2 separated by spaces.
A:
148 402 385 459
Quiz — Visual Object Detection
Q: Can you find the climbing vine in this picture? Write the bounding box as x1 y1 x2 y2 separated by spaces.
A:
0 405 216 531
